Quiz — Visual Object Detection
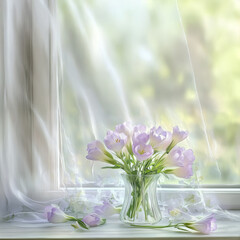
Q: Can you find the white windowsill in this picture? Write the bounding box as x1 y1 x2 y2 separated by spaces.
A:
0 211 240 240
56 187 240 210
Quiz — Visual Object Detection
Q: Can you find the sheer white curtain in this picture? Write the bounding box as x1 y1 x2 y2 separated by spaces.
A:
58 0 214 187
0 0 60 219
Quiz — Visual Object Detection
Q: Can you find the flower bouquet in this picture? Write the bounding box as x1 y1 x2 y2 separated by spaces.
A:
86 122 195 225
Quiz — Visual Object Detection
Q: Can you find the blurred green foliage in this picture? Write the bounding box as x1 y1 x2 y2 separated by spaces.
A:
179 0 240 184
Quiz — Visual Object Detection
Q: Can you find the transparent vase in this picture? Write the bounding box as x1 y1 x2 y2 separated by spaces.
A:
120 174 161 225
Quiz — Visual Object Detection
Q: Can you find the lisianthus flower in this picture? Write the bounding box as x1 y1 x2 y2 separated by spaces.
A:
94 200 120 217
132 143 153 161
82 213 106 227
45 205 89 229
86 140 110 162
132 132 149 146
44 205 69 223
164 146 185 167
132 124 149 146
115 121 133 143
165 147 194 178
183 149 195 165
172 126 188 145
172 163 193 179
187 214 217 234
150 126 172 151
104 130 127 153
133 124 147 133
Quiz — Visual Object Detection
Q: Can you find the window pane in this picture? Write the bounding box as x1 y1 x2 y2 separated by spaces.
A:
57 0 240 186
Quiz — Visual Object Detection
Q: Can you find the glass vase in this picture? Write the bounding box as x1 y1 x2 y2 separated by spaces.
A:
120 173 161 225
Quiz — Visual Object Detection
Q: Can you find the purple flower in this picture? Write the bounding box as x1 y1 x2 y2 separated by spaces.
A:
88 140 105 151
94 200 120 217
172 163 193 179
165 147 194 167
190 214 217 234
82 213 105 227
172 126 188 145
132 124 149 146
165 146 185 167
183 149 195 165
104 130 127 153
115 121 133 143
132 143 153 161
169 148 194 178
44 205 69 223
86 140 109 161
149 126 172 151
133 132 149 146
133 124 147 133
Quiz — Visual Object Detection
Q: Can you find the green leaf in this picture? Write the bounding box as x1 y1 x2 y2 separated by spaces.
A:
100 218 106 226
77 219 89 229
71 224 79 229
131 170 137 175
163 169 174 174
102 166 120 169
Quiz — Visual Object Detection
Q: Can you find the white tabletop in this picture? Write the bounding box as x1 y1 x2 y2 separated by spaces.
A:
0 212 240 240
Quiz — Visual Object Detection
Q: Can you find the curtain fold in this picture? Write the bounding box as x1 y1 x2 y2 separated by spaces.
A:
0 0 60 218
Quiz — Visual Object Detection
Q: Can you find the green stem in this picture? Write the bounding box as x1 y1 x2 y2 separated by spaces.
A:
126 175 157 221
121 157 132 174
154 152 167 167
131 223 176 228
66 216 89 229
